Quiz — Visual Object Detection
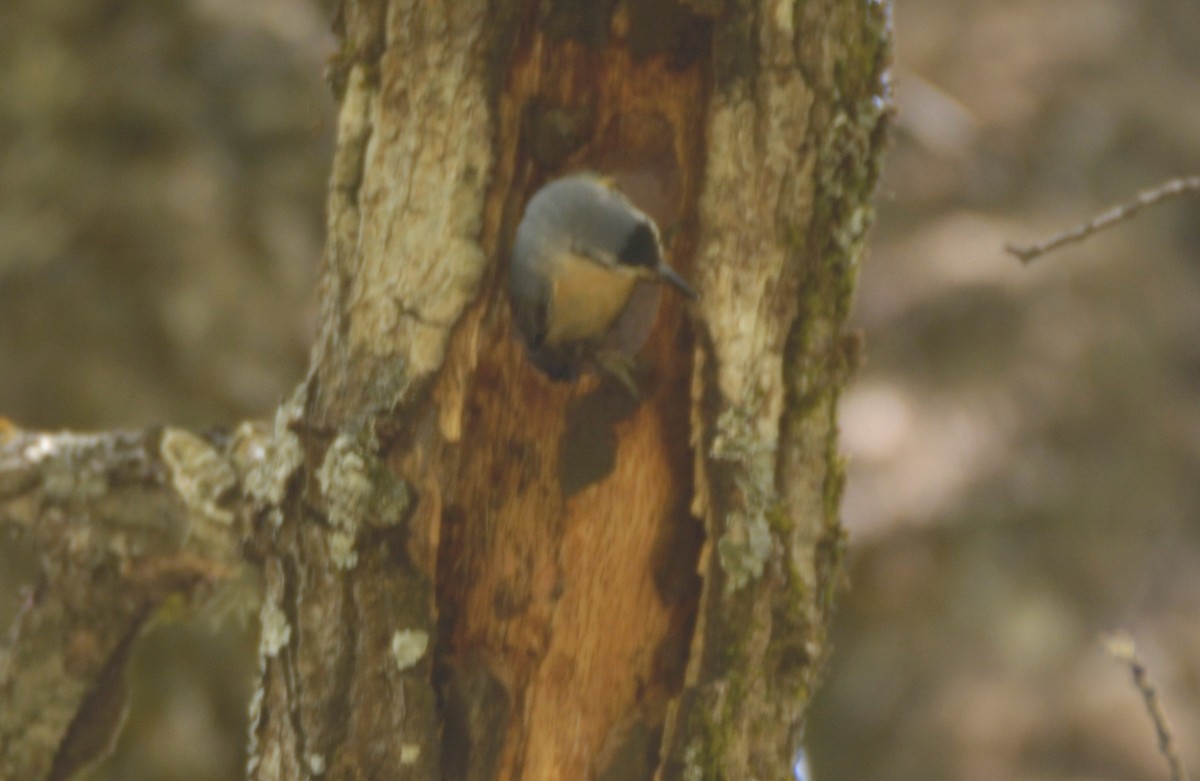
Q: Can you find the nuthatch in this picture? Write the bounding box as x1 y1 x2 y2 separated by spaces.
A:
508 174 697 390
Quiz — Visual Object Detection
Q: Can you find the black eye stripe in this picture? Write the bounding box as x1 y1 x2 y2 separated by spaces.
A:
617 222 660 268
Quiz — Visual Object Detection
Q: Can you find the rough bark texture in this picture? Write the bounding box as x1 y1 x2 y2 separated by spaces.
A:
0 1 890 780
662 2 890 776
0 425 256 780
254 0 889 779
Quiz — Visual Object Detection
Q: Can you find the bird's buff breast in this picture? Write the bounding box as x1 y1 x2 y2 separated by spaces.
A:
544 254 638 346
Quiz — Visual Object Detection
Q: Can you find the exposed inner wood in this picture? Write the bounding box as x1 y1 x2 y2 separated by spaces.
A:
432 7 712 779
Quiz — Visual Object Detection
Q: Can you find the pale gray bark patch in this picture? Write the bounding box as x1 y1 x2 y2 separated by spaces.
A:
0 427 253 781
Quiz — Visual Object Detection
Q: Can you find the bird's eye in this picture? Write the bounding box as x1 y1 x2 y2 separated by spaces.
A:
617 222 660 268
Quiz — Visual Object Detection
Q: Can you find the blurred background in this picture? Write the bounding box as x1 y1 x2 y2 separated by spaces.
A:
2 1 1198 779
0 1 333 778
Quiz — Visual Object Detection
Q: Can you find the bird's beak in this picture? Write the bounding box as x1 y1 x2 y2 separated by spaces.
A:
658 264 699 301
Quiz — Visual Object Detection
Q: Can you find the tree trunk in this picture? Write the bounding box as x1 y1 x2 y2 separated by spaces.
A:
0 1 890 780
253 1 889 779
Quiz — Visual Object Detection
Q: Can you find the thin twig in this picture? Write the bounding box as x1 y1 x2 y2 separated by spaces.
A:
1006 176 1200 263
1104 631 1190 781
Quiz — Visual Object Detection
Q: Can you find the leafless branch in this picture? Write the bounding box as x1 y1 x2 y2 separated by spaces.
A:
1006 175 1200 263
0 424 263 780
1104 631 1190 781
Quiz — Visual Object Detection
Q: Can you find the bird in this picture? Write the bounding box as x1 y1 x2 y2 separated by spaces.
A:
508 173 697 393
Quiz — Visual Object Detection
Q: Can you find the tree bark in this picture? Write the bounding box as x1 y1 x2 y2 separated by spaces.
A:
0 1 890 780
0 426 253 780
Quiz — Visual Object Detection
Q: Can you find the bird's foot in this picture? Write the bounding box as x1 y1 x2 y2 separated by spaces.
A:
593 350 640 399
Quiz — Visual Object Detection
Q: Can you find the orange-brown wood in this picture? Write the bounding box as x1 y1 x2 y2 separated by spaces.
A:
431 7 711 779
